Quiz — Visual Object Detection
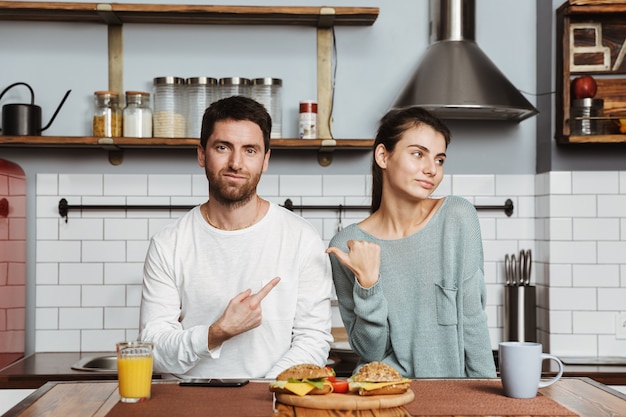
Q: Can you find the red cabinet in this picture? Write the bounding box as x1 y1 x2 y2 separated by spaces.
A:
0 159 26 368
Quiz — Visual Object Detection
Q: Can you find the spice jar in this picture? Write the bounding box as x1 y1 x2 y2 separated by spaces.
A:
153 76 186 138
123 91 152 138
186 77 218 139
219 77 251 100
93 91 121 137
252 78 282 138
298 100 317 139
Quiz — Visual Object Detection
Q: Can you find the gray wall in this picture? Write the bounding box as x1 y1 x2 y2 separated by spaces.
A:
2 0 541 176
3 1 625 177
2 0 626 354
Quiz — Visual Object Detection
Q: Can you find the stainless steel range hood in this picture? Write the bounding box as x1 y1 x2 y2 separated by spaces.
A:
393 0 538 122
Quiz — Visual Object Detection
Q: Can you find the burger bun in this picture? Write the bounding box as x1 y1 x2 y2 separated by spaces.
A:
275 363 333 381
350 361 410 396
269 363 334 396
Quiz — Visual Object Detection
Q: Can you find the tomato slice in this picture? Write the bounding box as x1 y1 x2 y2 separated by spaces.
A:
331 379 349 393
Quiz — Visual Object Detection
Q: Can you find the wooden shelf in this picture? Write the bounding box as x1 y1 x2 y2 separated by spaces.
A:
0 2 379 27
555 0 626 144
0 136 374 166
559 134 626 144
0 136 374 150
0 2 379 164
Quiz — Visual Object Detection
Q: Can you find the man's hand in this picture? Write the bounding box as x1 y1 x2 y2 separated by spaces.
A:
326 240 381 288
208 276 281 349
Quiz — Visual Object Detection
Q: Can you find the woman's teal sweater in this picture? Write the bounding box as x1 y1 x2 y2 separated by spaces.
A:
329 196 497 378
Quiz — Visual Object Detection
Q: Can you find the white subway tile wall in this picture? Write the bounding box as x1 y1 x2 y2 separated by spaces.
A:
536 171 626 357
34 172 626 355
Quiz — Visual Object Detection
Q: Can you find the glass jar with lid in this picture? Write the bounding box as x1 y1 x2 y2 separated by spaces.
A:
219 77 251 100
93 91 122 137
152 76 186 138
186 77 218 139
123 91 152 138
252 78 282 138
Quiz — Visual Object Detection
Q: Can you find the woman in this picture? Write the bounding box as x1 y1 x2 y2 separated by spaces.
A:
326 107 496 378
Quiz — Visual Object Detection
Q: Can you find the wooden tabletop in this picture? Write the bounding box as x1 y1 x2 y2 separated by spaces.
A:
3 377 626 417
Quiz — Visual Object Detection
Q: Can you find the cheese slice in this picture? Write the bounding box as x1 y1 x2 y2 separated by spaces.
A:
284 382 315 396
271 379 334 396
271 380 316 396
349 378 411 392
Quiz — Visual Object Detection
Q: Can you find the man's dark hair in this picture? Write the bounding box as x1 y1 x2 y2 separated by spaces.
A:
200 95 272 153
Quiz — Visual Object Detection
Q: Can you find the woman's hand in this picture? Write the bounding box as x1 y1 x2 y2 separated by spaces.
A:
327 240 381 288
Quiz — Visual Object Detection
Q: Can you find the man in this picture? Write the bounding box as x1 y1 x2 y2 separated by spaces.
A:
139 96 333 379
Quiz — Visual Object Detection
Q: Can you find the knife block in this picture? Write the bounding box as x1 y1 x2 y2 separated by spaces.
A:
504 285 537 342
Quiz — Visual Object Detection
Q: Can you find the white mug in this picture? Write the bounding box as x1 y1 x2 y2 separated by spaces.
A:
499 342 564 399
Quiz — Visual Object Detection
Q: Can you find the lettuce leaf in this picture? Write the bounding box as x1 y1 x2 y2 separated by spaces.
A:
287 377 326 390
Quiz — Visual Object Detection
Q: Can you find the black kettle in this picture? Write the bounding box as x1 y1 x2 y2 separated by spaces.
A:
0 82 71 136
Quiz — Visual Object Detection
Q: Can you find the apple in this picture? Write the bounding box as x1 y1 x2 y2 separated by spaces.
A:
571 75 597 99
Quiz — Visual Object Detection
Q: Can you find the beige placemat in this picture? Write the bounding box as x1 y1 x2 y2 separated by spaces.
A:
104 379 578 417
105 382 272 417
404 380 578 416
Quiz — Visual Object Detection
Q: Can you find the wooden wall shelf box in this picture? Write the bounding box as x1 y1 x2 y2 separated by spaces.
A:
0 1 378 164
556 0 626 144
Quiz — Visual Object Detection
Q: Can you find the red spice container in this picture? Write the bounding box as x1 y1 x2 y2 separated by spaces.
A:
298 100 317 139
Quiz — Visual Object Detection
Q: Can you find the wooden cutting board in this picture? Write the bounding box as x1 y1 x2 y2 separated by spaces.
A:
276 389 414 410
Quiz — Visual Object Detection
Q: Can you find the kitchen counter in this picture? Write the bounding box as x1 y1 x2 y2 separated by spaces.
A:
1 352 625 389
0 352 163 389
0 354 23 372
543 359 626 386
3 378 626 417
335 349 626 386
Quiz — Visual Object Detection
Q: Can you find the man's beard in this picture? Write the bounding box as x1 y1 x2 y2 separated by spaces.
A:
207 169 261 208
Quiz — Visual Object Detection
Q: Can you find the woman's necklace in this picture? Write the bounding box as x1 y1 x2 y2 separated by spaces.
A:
203 197 262 231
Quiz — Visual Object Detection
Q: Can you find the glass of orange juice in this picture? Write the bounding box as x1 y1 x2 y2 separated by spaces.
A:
116 341 154 403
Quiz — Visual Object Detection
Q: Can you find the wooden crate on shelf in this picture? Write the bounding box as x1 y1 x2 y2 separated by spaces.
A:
556 0 626 143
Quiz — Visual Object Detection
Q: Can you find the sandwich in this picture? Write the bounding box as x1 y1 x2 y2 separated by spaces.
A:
269 364 334 396
348 361 411 396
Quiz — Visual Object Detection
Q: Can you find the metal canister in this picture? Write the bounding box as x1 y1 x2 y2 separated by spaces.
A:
93 91 121 137
186 77 218 139
570 98 604 135
504 285 537 343
252 78 282 138
153 76 186 138
219 77 251 100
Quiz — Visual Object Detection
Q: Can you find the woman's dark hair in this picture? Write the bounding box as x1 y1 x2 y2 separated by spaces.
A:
200 95 272 153
370 107 451 213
